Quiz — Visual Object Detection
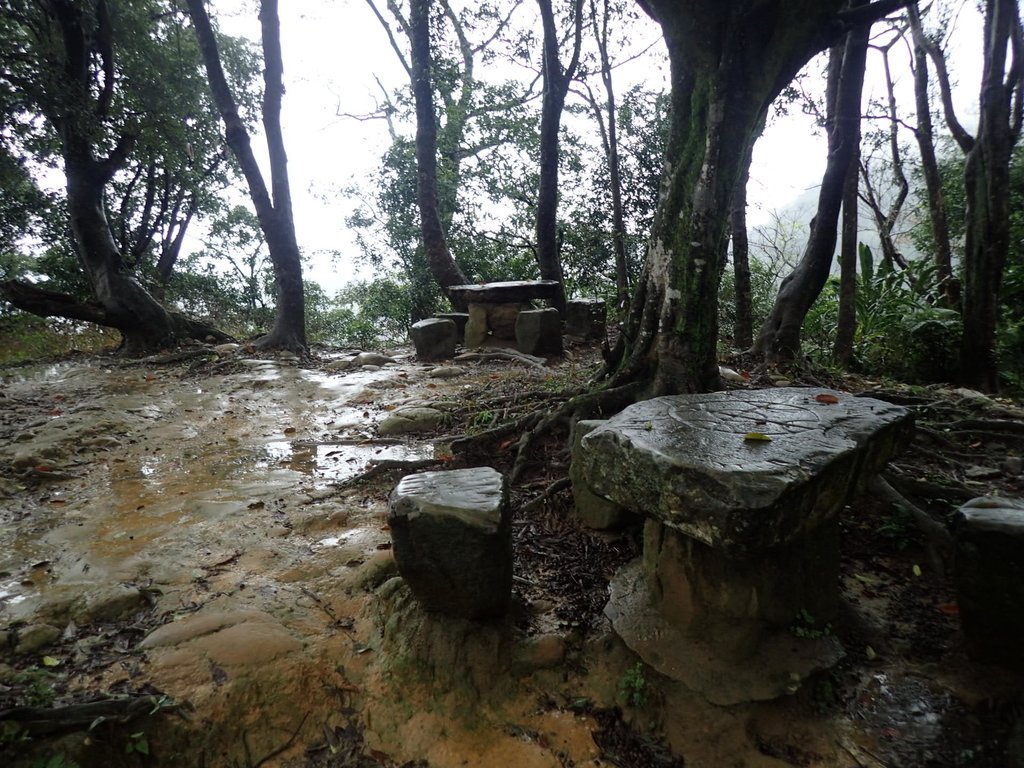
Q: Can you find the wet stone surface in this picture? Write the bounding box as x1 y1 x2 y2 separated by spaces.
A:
954 495 1024 671
389 467 513 619
579 388 914 554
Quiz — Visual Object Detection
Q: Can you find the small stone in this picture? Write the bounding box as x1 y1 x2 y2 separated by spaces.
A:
16 623 62 655
72 584 145 624
965 465 1002 480
378 407 445 436
360 364 382 371
325 358 356 373
427 366 465 379
1001 456 1023 475
338 550 398 594
214 343 241 355
354 352 396 367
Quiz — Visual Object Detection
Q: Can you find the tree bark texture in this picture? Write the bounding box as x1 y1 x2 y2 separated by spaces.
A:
187 0 307 350
833 149 860 367
592 0 631 309
32 0 190 353
731 158 753 350
607 0 906 394
535 0 584 314
958 0 1023 391
908 4 959 308
409 0 469 309
753 9 869 365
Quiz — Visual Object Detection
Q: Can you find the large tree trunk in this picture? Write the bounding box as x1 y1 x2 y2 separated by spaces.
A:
753 11 869 365
591 0 631 310
534 0 584 315
833 150 860 367
606 0 904 394
410 0 469 310
958 0 1022 391
2 0 198 354
187 0 306 351
731 157 753 350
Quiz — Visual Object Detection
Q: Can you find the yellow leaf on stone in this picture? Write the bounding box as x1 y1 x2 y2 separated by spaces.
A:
744 432 772 442
912 564 922 577
42 655 61 667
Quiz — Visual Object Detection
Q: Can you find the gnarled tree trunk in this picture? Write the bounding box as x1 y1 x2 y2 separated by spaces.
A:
605 0 904 394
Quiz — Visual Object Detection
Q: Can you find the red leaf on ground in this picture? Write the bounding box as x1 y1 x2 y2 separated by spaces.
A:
815 394 840 404
938 603 960 615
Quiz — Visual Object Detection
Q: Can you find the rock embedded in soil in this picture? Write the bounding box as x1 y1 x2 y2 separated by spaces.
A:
354 352 396 367
72 584 145 625
954 495 1024 672
378 406 445 435
389 466 513 619
15 623 62 654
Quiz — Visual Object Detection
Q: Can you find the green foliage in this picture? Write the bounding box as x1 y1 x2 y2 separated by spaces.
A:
789 609 832 639
31 756 80 768
13 669 57 708
617 662 649 709
124 731 150 756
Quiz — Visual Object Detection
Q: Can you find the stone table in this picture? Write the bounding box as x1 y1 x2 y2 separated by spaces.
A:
575 387 913 704
447 281 561 349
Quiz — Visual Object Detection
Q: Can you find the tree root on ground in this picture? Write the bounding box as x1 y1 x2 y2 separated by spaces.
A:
520 477 572 513
869 474 954 576
0 694 179 738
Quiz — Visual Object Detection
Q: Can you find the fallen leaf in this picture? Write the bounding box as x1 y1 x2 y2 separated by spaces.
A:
41 655 61 667
815 393 840 404
912 564 922 577
744 432 772 442
938 603 960 615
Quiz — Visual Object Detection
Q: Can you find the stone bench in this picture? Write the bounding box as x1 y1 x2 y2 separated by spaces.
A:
573 388 913 704
389 466 512 620
447 281 562 353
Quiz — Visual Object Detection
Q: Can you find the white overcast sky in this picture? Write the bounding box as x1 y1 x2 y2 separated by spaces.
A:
211 0 985 293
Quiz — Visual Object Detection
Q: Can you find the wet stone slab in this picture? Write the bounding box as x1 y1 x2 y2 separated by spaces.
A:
579 388 913 555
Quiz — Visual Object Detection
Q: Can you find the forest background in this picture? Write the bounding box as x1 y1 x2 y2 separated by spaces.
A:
1 0 1022 393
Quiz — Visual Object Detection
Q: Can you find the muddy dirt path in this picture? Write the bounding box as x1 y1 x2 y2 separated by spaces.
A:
1 349 1021 767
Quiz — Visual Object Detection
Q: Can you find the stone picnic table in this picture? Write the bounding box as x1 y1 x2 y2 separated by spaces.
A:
447 280 562 352
572 387 914 704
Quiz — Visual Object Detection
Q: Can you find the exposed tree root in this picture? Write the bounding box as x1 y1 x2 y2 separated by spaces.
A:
510 381 643 482
457 349 548 369
868 475 953 576
520 477 572 513
882 472 977 504
0 694 179 738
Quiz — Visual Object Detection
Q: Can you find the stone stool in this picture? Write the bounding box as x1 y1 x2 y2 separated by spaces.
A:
434 312 469 343
954 496 1024 671
515 307 563 355
389 467 512 619
565 298 607 339
410 318 457 361
575 388 913 703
